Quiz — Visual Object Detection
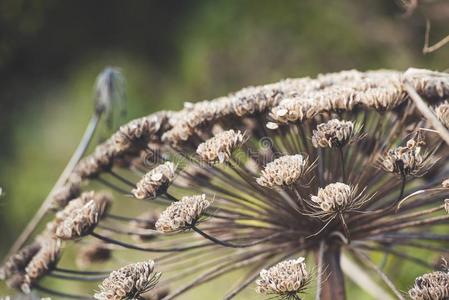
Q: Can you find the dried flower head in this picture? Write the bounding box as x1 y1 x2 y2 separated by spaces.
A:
257 155 309 187
435 102 449 129
256 257 309 298
0 241 41 281
408 270 449 300
52 192 110 240
312 119 357 148
132 162 176 199
76 242 111 268
443 179 449 188
94 260 161 300
311 182 355 213
380 138 433 177
22 238 61 293
196 129 245 163
155 194 210 233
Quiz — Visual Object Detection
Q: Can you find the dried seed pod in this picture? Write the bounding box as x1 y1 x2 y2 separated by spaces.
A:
51 192 110 240
76 242 111 268
256 257 309 297
75 140 117 179
94 260 161 300
312 119 356 148
380 138 433 177
0 241 42 280
155 194 210 233
257 155 309 187
22 238 61 293
132 162 176 199
196 130 245 163
311 182 354 213
408 270 449 300
435 102 449 128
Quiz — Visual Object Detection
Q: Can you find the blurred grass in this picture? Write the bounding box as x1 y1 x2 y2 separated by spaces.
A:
1 0 449 298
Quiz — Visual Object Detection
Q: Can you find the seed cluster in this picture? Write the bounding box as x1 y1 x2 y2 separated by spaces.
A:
311 182 353 213
95 260 160 300
312 119 356 148
436 102 449 129
409 271 449 300
132 162 176 199
380 139 429 177
155 194 210 232
196 129 245 163
22 238 61 293
49 191 110 239
256 257 309 296
257 154 308 187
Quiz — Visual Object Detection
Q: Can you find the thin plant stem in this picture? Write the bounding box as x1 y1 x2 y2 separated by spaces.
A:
4 113 101 263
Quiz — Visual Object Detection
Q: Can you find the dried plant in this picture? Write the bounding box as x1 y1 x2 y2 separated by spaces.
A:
3 68 449 300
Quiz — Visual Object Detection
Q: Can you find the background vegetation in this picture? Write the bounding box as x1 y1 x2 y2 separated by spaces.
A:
1 0 448 298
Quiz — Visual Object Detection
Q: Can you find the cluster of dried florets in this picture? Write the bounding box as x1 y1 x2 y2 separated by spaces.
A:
409 270 449 300
94 260 160 300
257 154 309 187
4 68 449 300
48 191 110 239
312 119 357 148
256 257 309 298
196 129 245 163
311 182 354 213
155 194 210 232
132 162 176 199
380 138 431 177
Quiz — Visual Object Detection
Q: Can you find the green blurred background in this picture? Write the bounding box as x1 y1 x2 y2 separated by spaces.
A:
0 0 448 298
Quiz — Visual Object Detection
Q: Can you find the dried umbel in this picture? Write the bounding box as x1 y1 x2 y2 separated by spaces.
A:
312 119 356 148
311 182 355 213
257 154 309 187
22 238 61 293
7 69 449 300
51 192 110 240
94 260 161 300
132 162 176 199
0 241 41 281
380 138 433 177
408 270 449 300
256 257 309 298
196 129 245 163
435 102 449 129
155 194 210 232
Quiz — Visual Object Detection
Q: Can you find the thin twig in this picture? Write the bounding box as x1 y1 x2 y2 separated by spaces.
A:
4 113 100 263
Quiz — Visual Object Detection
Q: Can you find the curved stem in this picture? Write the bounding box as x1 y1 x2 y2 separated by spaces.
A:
91 231 212 252
190 225 279 248
4 113 100 264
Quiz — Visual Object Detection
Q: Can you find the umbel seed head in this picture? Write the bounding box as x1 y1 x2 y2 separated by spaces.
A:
51 192 110 240
380 138 430 177
95 260 161 300
408 270 449 300
22 238 61 294
257 154 308 187
256 257 309 297
132 162 176 199
155 194 210 233
311 182 353 213
196 129 245 163
312 119 356 148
